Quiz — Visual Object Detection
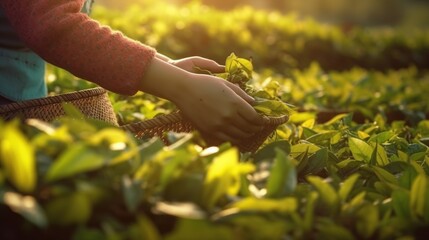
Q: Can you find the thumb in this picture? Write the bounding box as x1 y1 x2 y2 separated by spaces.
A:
225 81 255 104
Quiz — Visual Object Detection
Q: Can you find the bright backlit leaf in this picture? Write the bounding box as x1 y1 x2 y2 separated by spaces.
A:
0 123 36 193
202 148 254 208
348 137 373 162
230 197 297 213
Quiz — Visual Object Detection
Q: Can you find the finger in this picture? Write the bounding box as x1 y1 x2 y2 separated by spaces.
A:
237 104 267 126
201 131 236 146
222 81 266 127
221 123 256 139
230 115 265 133
225 81 255 104
199 132 222 146
197 118 253 142
192 57 225 73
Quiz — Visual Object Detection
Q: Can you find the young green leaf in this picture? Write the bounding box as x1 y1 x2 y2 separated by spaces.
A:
265 148 297 198
253 97 291 117
338 174 360 202
348 137 373 163
410 174 429 220
307 176 339 214
45 191 92 226
229 197 297 213
391 189 411 219
128 215 162 240
370 143 389 166
253 140 291 162
202 148 254 208
370 166 398 185
45 143 105 182
355 203 380 239
303 147 329 175
316 218 355 240
306 130 338 145
0 122 36 193
122 176 144 212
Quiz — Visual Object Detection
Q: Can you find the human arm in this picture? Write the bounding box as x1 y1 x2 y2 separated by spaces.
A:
0 0 156 95
139 57 264 144
0 0 264 144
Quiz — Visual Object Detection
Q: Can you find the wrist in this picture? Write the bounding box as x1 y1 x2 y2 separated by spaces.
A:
155 53 173 62
139 57 192 102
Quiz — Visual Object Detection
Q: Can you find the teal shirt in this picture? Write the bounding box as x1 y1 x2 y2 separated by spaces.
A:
0 0 93 101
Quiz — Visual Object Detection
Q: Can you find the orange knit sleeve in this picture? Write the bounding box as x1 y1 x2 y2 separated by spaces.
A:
0 0 156 95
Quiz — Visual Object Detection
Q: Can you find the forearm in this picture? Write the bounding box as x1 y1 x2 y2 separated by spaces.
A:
155 52 173 62
139 57 192 102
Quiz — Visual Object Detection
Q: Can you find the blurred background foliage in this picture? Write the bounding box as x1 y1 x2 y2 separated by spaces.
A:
97 0 429 27
88 0 429 73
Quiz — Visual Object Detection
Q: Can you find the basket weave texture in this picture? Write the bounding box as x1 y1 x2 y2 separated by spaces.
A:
0 87 289 152
121 111 288 152
0 88 118 125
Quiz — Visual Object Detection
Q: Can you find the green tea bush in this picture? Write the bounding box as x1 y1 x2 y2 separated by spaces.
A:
2 54 429 239
92 2 429 72
1 104 428 239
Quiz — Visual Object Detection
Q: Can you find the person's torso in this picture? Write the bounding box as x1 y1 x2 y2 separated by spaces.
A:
0 7 27 50
0 0 94 102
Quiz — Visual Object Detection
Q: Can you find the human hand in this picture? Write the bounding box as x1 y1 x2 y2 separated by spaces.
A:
172 73 265 145
169 56 224 74
140 57 264 146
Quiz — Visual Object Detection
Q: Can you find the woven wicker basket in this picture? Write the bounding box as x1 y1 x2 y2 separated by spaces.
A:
0 87 289 152
0 88 118 125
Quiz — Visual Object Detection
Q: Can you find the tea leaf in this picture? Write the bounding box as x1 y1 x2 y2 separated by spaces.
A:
370 143 389 166
392 189 411 219
304 147 329 175
230 197 297 213
265 148 297 198
253 140 291 162
338 174 360 202
253 97 291 117
122 176 144 212
410 174 429 219
45 143 105 182
348 137 373 162
306 130 338 145
307 176 339 214
316 218 355 240
355 203 379 239
45 191 91 225
203 148 254 208
0 123 36 193
165 219 234 240
369 166 397 187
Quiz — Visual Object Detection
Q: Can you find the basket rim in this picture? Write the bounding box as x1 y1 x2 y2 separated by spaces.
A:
121 111 289 132
0 87 107 114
